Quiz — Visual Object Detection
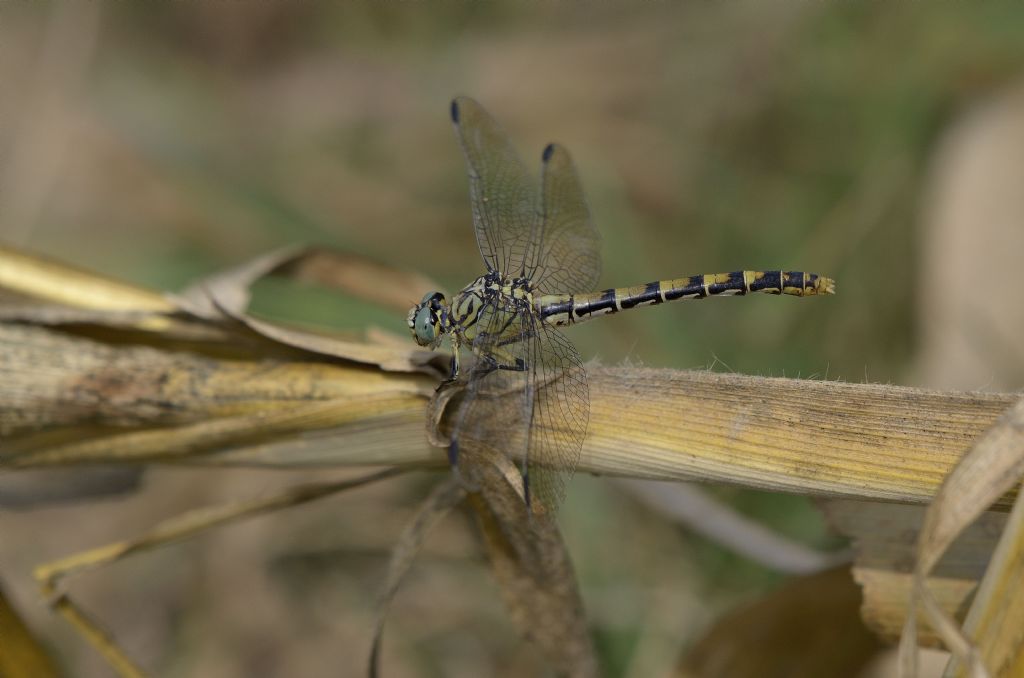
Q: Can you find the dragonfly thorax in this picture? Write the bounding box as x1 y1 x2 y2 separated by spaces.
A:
407 273 535 350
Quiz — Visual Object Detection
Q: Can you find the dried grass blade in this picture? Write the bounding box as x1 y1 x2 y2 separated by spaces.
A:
0 245 173 313
945 477 1024 677
368 478 466 677
41 592 148 678
35 468 405 589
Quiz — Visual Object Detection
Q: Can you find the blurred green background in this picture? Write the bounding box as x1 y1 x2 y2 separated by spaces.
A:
2 2 1023 676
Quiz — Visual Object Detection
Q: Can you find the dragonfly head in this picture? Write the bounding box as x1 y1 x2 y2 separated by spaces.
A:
407 291 447 348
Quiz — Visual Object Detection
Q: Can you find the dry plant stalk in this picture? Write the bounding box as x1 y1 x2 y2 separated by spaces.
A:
1 245 1022 676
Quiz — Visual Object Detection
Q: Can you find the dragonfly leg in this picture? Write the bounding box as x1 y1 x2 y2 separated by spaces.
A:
479 354 527 374
435 351 461 391
501 357 527 372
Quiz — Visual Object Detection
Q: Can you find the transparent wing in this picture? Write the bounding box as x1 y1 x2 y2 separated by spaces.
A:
528 143 602 294
451 99 602 292
451 97 538 277
449 302 589 514
523 319 589 511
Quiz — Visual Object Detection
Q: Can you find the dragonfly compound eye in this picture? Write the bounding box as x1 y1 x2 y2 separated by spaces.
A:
410 292 446 347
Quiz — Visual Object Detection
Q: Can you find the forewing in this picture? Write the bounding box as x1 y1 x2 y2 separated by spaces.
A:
528 143 602 294
451 97 538 277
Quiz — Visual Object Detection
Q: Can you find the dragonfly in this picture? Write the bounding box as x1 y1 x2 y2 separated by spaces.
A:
408 97 834 514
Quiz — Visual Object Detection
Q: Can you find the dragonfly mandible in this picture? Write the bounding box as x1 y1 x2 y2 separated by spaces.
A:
408 97 834 514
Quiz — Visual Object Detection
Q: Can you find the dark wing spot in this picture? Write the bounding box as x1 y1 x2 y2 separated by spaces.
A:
450 99 460 123
542 143 555 162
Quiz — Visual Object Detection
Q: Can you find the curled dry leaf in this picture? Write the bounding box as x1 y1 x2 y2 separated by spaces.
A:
176 244 443 317
392 384 597 675
175 245 444 374
215 308 441 375
952 477 1024 677
462 448 599 678
897 397 1024 678
175 244 308 318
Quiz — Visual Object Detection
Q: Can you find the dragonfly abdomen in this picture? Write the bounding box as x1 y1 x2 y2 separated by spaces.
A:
537 270 835 326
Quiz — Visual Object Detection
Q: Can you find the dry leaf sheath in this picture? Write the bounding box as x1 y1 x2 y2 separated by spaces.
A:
1 320 1011 507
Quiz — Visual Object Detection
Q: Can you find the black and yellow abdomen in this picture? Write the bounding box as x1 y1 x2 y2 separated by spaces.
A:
537 270 835 327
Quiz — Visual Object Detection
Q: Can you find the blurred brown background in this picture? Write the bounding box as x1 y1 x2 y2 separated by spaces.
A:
1 2 1022 677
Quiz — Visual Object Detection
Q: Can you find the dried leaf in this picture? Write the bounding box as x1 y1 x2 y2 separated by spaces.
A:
32 469 405 678
463 449 599 678
175 244 308 318
0 245 174 313
0 246 222 340
947 478 1024 677
215 308 439 374
176 245 441 317
174 245 444 373
35 468 404 588
369 478 466 677
898 397 1024 678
